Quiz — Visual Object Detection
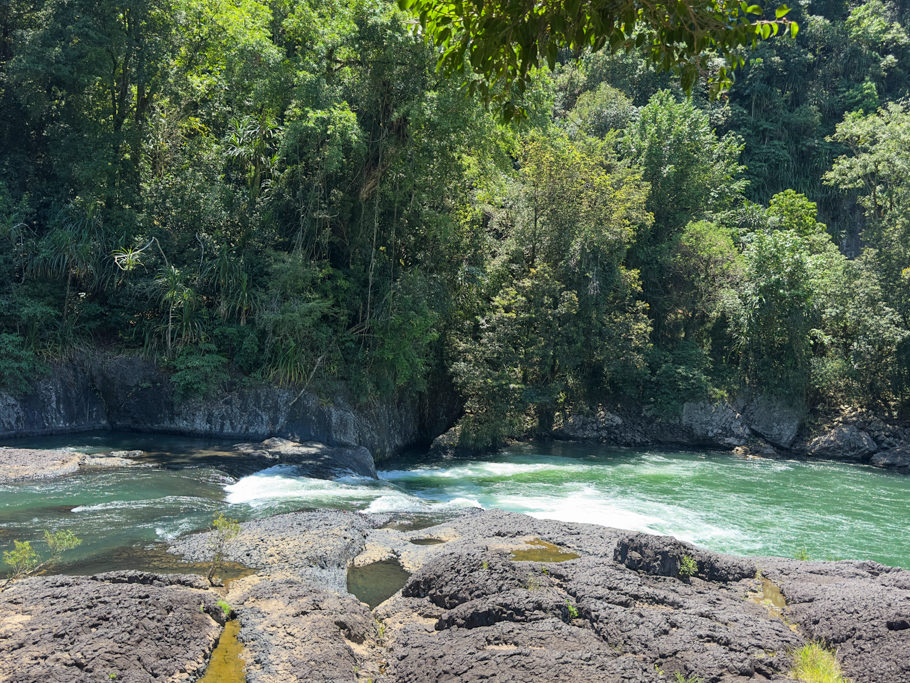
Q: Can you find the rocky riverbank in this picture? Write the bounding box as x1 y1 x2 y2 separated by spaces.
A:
3 508 908 680
497 398 910 472
0 352 457 460
0 437 378 483
164 508 910 683
5 353 910 474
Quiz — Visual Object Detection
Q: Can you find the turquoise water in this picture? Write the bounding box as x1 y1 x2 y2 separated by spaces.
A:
2 434 909 570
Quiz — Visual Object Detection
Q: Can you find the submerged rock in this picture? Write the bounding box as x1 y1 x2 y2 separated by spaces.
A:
0 571 224 682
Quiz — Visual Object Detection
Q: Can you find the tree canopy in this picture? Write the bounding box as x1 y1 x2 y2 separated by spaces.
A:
400 0 798 112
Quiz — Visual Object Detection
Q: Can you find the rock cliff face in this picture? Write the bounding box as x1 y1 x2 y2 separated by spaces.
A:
0 353 457 460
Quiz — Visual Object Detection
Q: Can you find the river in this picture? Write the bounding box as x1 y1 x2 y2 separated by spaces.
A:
2 432 909 571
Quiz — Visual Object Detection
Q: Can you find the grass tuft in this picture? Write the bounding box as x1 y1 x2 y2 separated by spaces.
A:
790 642 852 683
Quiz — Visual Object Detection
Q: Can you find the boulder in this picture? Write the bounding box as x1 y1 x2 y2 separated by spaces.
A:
808 425 878 461
871 446 910 470
740 396 803 449
233 437 377 478
427 424 483 458
679 400 750 447
613 532 755 583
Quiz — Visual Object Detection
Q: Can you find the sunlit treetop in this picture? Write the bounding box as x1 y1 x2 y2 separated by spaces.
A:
398 0 799 117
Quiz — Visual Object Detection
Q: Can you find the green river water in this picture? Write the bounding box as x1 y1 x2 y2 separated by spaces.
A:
2 432 909 571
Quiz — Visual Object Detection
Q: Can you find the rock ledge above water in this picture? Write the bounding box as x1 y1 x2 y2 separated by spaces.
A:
167 509 910 683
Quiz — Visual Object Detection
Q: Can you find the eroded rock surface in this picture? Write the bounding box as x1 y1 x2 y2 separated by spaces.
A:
168 508 910 683
0 571 224 682
761 558 910 682
226 576 383 683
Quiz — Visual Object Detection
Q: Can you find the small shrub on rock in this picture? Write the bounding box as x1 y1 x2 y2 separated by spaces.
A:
1 529 82 591
207 513 240 586
679 555 698 580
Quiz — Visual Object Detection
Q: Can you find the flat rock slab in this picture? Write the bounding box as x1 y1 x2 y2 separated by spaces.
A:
226 575 382 682
0 571 224 682
762 559 910 682
170 510 372 592
0 447 143 483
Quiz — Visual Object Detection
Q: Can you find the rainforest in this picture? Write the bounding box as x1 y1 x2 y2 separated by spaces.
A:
4 3 910 681
3 0 910 451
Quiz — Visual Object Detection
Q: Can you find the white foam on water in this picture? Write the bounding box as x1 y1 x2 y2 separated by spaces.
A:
364 494 481 514
226 457 751 554
379 459 590 482
225 462 487 516
225 466 384 507
491 485 665 533
72 495 215 513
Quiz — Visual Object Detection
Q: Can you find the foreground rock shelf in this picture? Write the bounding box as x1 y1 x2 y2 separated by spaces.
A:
169 509 910 683
0 571 227 682
2 509 908 681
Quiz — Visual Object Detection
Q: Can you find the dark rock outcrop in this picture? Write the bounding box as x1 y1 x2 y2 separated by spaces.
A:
872 446 910 470
808 425 878 461
0 571 224 682
166 508 910 683
554 399 789 454
613 532 755 583
0 353 458 460
553 397 910 472
0 362 107 437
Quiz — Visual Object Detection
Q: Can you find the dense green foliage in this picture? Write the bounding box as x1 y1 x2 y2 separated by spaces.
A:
401 0 797 108
3 0 910 447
